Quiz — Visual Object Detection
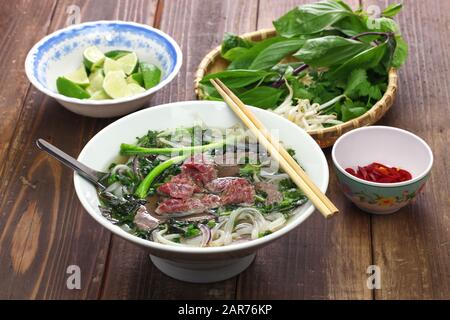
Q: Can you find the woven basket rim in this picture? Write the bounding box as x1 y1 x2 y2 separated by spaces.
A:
194 28 397 137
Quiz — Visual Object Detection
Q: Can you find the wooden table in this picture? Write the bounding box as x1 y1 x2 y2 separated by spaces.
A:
0 0 448 300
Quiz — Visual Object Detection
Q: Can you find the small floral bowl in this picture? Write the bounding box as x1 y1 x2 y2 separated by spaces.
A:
332 126 433 214
25 21 182 118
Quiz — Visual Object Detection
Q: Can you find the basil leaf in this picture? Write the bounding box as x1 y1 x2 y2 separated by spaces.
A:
333 15 369 37
201 70 274 89
199 83 222 100
382 3 403 18
329 42 388 78
273 0 354 37
294 36 371 67
221 32 252 56
392 36 408 68
238 87 283 109
249 39 304 70
222 47 250 61
228 37 285 70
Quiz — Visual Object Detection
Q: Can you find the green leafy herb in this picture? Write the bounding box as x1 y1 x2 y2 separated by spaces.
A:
344 69 382 100
249 39 305 70
329 41 388 78
199 0 408 127
273 0 354 37
238 86 283 109
382 3 403 18
228 37 285 70
392 36 408 68
184 224 201 238
221 32 253 57
294 36 371 67
201 70 273 88
340 100 368 122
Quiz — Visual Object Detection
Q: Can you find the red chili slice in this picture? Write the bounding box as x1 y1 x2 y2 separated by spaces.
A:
345 162 413 183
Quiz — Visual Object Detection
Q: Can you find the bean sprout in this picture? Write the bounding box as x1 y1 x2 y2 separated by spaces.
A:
273 80 345 131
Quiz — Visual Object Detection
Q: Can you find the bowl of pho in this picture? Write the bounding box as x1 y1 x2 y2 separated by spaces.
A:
74 100 329 282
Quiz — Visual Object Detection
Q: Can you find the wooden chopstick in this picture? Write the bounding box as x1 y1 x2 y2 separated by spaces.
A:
211 78 339 215
210 79 338 218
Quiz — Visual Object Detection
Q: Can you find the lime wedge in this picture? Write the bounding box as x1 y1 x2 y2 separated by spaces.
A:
117 52 139 75
125 83 146 97
127 72 144 87
140 62 161 89
63 66 89 87
83 46 105 70
103 57 123 75
103 70 128 99
90 90 111 100
104 50 132 60
87 69 104 93
56 77 90 99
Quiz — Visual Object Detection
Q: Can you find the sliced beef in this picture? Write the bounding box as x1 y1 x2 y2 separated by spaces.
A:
205 177 236 193
181 154 218 185
255 182 283 205
157 182 195 199
170 173 203 193
155 194 222 215
200 194 222 209
220 178 255 205
155 198 205 215
133 205 159 231
206 177 255 205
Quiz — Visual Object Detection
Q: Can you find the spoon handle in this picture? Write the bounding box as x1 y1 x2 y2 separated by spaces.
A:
36 138 105 189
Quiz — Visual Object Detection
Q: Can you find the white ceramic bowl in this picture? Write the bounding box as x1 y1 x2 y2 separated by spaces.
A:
74 101 329 282
332 126 433 214
25 21 182 118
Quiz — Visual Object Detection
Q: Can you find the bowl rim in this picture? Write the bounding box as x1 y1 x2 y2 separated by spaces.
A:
73 100 329 254
331 126 433 188
24 20 183 105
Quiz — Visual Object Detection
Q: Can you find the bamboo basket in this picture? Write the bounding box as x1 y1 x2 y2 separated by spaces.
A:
194 28 398 148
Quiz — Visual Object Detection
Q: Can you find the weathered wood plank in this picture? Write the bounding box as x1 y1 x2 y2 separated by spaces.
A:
0 0 57 173
0 0 159 299
235 0 373 300
362 0 450 299
99 0 258 299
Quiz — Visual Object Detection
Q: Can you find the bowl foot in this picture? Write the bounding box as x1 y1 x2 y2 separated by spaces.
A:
150 253 256 283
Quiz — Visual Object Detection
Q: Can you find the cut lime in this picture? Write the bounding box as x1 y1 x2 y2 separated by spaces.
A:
90 90 111 100
87 69 104 93
56 77 90 99
103 57 123 74
83 46 105 71
117 52 139 75
103 70 128 99
127 72 144 87
63 66 89 87
140 62 161 89
125 83 146 97
104 50 132 60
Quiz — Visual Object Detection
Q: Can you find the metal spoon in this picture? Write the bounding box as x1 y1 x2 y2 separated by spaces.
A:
35 138 106 189
35 139 212 227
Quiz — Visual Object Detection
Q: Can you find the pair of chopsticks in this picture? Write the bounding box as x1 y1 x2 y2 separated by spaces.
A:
210 79 339 218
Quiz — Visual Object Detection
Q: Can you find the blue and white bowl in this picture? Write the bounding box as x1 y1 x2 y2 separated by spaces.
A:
25 21 182 118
